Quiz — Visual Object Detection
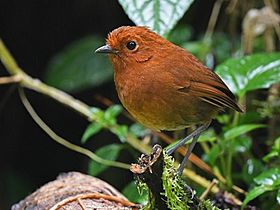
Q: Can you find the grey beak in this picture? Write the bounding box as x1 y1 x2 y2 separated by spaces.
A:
95 44 117 54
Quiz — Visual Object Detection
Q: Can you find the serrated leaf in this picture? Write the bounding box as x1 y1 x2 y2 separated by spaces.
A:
224 124 265 140
88 144 123 176
215 53 280 98
44 36 113 92
81 122 103 144
118 0 194 36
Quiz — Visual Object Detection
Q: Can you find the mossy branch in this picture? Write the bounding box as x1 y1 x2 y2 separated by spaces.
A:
131 145 221 210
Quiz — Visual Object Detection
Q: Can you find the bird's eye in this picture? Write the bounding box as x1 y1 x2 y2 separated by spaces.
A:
126 41 137 50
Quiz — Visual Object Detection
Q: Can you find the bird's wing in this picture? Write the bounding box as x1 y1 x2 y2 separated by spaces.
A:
190 71 243 112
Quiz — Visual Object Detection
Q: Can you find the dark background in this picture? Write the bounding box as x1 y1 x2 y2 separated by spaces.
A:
0 1 215 208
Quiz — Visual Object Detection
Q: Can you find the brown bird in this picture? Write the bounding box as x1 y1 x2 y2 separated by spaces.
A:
95 26 243 175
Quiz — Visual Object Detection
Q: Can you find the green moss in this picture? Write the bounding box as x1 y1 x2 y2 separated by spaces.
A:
135 150 221 210
161 152 190 209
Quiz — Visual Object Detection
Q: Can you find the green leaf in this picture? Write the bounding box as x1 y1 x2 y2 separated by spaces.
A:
215 53 280 98
224 124 265 140
203 144 220 166
122 181 148 204
88 144 123 176
129 123 150 137
104 105 123 120
118 0 194 36
168 25 193 45
113 125 128 143
81 122 103 144
197 129 217 143
242 186 270 208
242 167 280 208
263 137 280 162
44 36 113 92
253 167 280 186
232 136 252 153
241 158 264 185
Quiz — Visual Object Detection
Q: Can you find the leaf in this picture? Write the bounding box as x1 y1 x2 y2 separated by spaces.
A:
44 36 113 92
104 105 123 122
241 158 264 185
197 129 217 143
118 0 194 36
242 167 280 208
203 144 220 166
113 125 128 143
81 122 103 144
253 167 280 186
242 186 271 208
129 123 150 137
263 136 280 162
168 25 192 45
88 144 123 176
215 53 280 98
224 124 265 140
232 136 252 153
122 181 148 204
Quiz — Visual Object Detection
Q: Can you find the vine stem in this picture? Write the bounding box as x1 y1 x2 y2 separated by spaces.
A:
18 87 130 170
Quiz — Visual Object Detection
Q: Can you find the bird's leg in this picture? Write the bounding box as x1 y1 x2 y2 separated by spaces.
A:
177 134 199 176
166 122 210 155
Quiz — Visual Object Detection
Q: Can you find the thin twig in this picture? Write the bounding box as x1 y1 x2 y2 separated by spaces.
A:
200 179 219 200
204 0 225 41
77 198 87 210
0 75 21 84
18 87 130 170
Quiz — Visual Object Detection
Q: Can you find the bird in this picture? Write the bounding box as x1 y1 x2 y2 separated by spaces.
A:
95 26 243 176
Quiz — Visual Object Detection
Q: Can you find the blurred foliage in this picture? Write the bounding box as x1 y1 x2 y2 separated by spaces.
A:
242 167 280 208
45 36 113 92
88 144 124 176
122 181 148 204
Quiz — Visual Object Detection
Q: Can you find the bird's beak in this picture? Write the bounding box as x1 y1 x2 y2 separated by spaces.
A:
95 44 117 54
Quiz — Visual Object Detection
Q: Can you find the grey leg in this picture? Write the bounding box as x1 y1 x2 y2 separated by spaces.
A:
166 122 210 155
177 134 199 176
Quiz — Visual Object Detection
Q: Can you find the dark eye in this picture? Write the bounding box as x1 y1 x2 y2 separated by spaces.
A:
126 41 137 50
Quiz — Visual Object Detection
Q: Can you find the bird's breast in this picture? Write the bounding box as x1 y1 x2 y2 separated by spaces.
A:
114 68 216 131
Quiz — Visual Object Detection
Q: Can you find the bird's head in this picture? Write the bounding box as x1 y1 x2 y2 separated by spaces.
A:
95 26 170 66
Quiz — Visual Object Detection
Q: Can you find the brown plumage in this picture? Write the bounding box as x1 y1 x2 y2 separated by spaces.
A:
95 26 243 175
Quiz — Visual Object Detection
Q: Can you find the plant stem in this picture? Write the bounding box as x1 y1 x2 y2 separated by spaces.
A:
19 87 131 170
